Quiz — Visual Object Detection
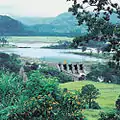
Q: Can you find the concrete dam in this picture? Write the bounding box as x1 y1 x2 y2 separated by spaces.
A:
46 62 86 81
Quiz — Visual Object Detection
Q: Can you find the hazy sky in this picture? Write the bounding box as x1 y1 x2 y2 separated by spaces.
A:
0 0 119 17
0 0 73 17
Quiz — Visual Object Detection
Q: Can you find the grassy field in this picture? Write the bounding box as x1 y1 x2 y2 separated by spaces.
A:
60 81 120 120
8 36 73 43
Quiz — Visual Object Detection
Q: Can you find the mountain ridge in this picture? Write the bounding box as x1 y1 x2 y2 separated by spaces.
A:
0 12 118 36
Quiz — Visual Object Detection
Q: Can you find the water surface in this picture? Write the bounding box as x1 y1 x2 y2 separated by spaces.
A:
0 47 103 63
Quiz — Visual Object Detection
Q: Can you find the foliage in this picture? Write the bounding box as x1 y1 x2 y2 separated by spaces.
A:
67 0 120 21
98 111 120 120
67 0 120 68
99 95 120 120
0 37 8 46
38 66 72 83
61 80 120 120
87 63 120 84
81 84 100 109
44 41 72 49
0 52 21 73
116 95 120 111
0 70 85 120
8 90 86 120
24 70 60 98
0 72 24 120
82 46 87 52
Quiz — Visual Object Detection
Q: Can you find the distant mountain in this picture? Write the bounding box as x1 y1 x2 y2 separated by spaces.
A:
15 12 79 26
14 16 54 25
1 12 87 36
0 12 119 36
21 12 88 36
0 15 26 35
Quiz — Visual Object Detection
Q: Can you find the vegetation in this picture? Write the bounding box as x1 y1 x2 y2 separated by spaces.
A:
42 41 73 49
81 84 100 109
67 0 120 69
1 0 120 119
98 95 120 120
38 65 72 83
0 53 87 120
8 36 73 43
87 63 120 84
0 52 21 73
60 80 120 120
116 95 120 111
0 71 86 120
0 51 119 120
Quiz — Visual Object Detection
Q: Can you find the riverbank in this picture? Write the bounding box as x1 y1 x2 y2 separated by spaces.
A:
0 44 17 48
66 51 113 59
8 36 73 43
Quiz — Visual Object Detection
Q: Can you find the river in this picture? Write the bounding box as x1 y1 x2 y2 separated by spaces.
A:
0 42 103 63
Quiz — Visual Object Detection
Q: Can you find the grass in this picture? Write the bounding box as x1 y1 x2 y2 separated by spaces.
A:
8 36 73 43
60 80 120 120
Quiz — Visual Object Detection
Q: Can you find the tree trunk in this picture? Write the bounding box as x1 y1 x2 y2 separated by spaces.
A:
89 99 92 109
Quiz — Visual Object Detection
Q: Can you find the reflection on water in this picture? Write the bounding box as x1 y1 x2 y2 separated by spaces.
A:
0 48 103 63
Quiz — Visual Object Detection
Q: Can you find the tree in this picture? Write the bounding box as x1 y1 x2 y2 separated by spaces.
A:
116 95 120 111
0 37 8 46
81 84 100 108
67 0 120 19
67 0 120 69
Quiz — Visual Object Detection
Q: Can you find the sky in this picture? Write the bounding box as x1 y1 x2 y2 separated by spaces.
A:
0 0 73 17
0 0 120 17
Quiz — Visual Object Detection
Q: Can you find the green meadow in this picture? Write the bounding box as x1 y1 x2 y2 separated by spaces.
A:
60 81 120 120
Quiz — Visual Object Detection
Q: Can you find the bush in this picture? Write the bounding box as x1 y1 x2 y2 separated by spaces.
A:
87 63 120 84
39 66 72 83
99 111 120 120
0 52 21 73
0 72 24 120
99 95 120 120
82 46 87 52
8 90 86 120
116 95 120 111
0 71 85 120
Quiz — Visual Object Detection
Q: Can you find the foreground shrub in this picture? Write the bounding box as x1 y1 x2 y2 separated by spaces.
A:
0 71 86 120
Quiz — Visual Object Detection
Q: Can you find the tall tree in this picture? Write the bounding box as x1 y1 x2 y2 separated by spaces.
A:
67 0 120 69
